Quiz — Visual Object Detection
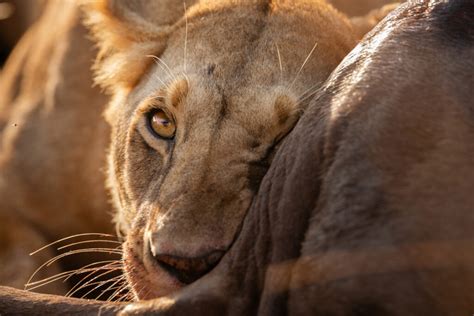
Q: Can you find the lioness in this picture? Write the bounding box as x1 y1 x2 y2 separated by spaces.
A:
0 0 381 298
1 0 472 314
82 0 362 299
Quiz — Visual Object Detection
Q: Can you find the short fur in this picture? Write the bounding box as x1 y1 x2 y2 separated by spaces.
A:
0 1 472 314
81 0 362 299
0 0 394 304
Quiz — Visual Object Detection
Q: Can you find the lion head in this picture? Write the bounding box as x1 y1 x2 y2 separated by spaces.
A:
83 0 356 299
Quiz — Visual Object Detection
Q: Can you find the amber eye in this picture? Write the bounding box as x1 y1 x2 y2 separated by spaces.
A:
148 109 176 139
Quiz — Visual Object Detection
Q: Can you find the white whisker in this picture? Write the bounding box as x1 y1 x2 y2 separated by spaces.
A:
96 275 127 300
26 248 121 288
25 261 120 288
29 233 115 256
183 1 188 74
57 239 122 251
298 87 322 104
107 280 129 302
146 55 178 83
63 260 121 282
275 43 283 85
289 41 318 90
297 82 322 102
67 265 122 298
81 274 125 299
25 265 121 292
65 262 121 297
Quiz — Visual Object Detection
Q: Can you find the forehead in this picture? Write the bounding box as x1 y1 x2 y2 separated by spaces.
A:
155 0 347 93
128 0 353 129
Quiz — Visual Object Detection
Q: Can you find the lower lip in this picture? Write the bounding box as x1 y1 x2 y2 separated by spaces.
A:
123 247 184 299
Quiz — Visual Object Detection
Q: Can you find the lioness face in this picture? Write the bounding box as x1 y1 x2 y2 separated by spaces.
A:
93 0 355 299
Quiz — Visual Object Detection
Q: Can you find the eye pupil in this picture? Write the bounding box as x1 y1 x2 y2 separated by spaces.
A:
149 109 176 139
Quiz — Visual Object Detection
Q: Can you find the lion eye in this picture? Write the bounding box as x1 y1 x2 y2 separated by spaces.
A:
148 109 176 139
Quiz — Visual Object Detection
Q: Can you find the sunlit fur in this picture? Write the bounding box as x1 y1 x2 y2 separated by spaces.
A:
0 0 391 301
82 0 361 299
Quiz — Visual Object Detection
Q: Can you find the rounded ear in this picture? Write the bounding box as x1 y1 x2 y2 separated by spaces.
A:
81 0 197 93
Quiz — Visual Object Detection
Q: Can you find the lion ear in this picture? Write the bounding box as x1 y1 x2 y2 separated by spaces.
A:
81 0 193 93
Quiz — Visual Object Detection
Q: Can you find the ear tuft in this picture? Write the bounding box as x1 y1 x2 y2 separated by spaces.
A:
81 0 188 93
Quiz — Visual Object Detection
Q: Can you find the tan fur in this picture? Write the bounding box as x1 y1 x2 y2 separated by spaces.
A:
328 0 400 16
0 0 394 301
80 0 367 299
2 0 469 314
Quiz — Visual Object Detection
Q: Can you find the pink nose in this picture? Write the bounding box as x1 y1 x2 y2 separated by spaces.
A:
150 247 225 284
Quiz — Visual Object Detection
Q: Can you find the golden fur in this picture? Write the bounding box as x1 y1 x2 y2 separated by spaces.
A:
0 0 395 300
328 0 399 16
81 0 366 299
1 1 471 314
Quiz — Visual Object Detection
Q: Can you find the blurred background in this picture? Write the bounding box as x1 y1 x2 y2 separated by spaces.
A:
0 0 400 299
0 0 44 66
0 0 396 67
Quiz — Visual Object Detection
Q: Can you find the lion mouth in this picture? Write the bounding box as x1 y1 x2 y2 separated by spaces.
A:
151 250 225 285
124 233 228 299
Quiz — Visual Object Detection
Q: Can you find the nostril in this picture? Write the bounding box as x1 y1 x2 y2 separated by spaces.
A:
151 249 225 285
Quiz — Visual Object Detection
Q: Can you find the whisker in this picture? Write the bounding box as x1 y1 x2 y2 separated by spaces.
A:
57 239 122 251
275 43 283 85
183 1 188 74
25 272 78 290
65 262 121 297
146 55 172 78
118 293 131 302
63 260 121 282
147 55 178 83
107 280 129 302
26 248 121 288
123 287 136 302
47 248 123 264
29 233 115 256
124 276 141 302
25 265 121 292
289 41 318 90
82 274 125 299
150 71 170 90
298 84 325 104
69 269 123 288
25 261 120 288
77 272 123 299
95 275 127 301
25 275 72 292
102 284 127 302
297 82 322 102
67 266 122 298
299 90 318 104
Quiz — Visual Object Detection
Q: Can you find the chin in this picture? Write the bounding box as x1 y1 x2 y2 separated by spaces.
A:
123 240 184 300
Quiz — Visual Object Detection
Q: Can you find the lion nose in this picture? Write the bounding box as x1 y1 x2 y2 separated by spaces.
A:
150 248 225 284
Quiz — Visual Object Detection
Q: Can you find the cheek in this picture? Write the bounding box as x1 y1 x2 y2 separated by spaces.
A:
125 132 165 202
